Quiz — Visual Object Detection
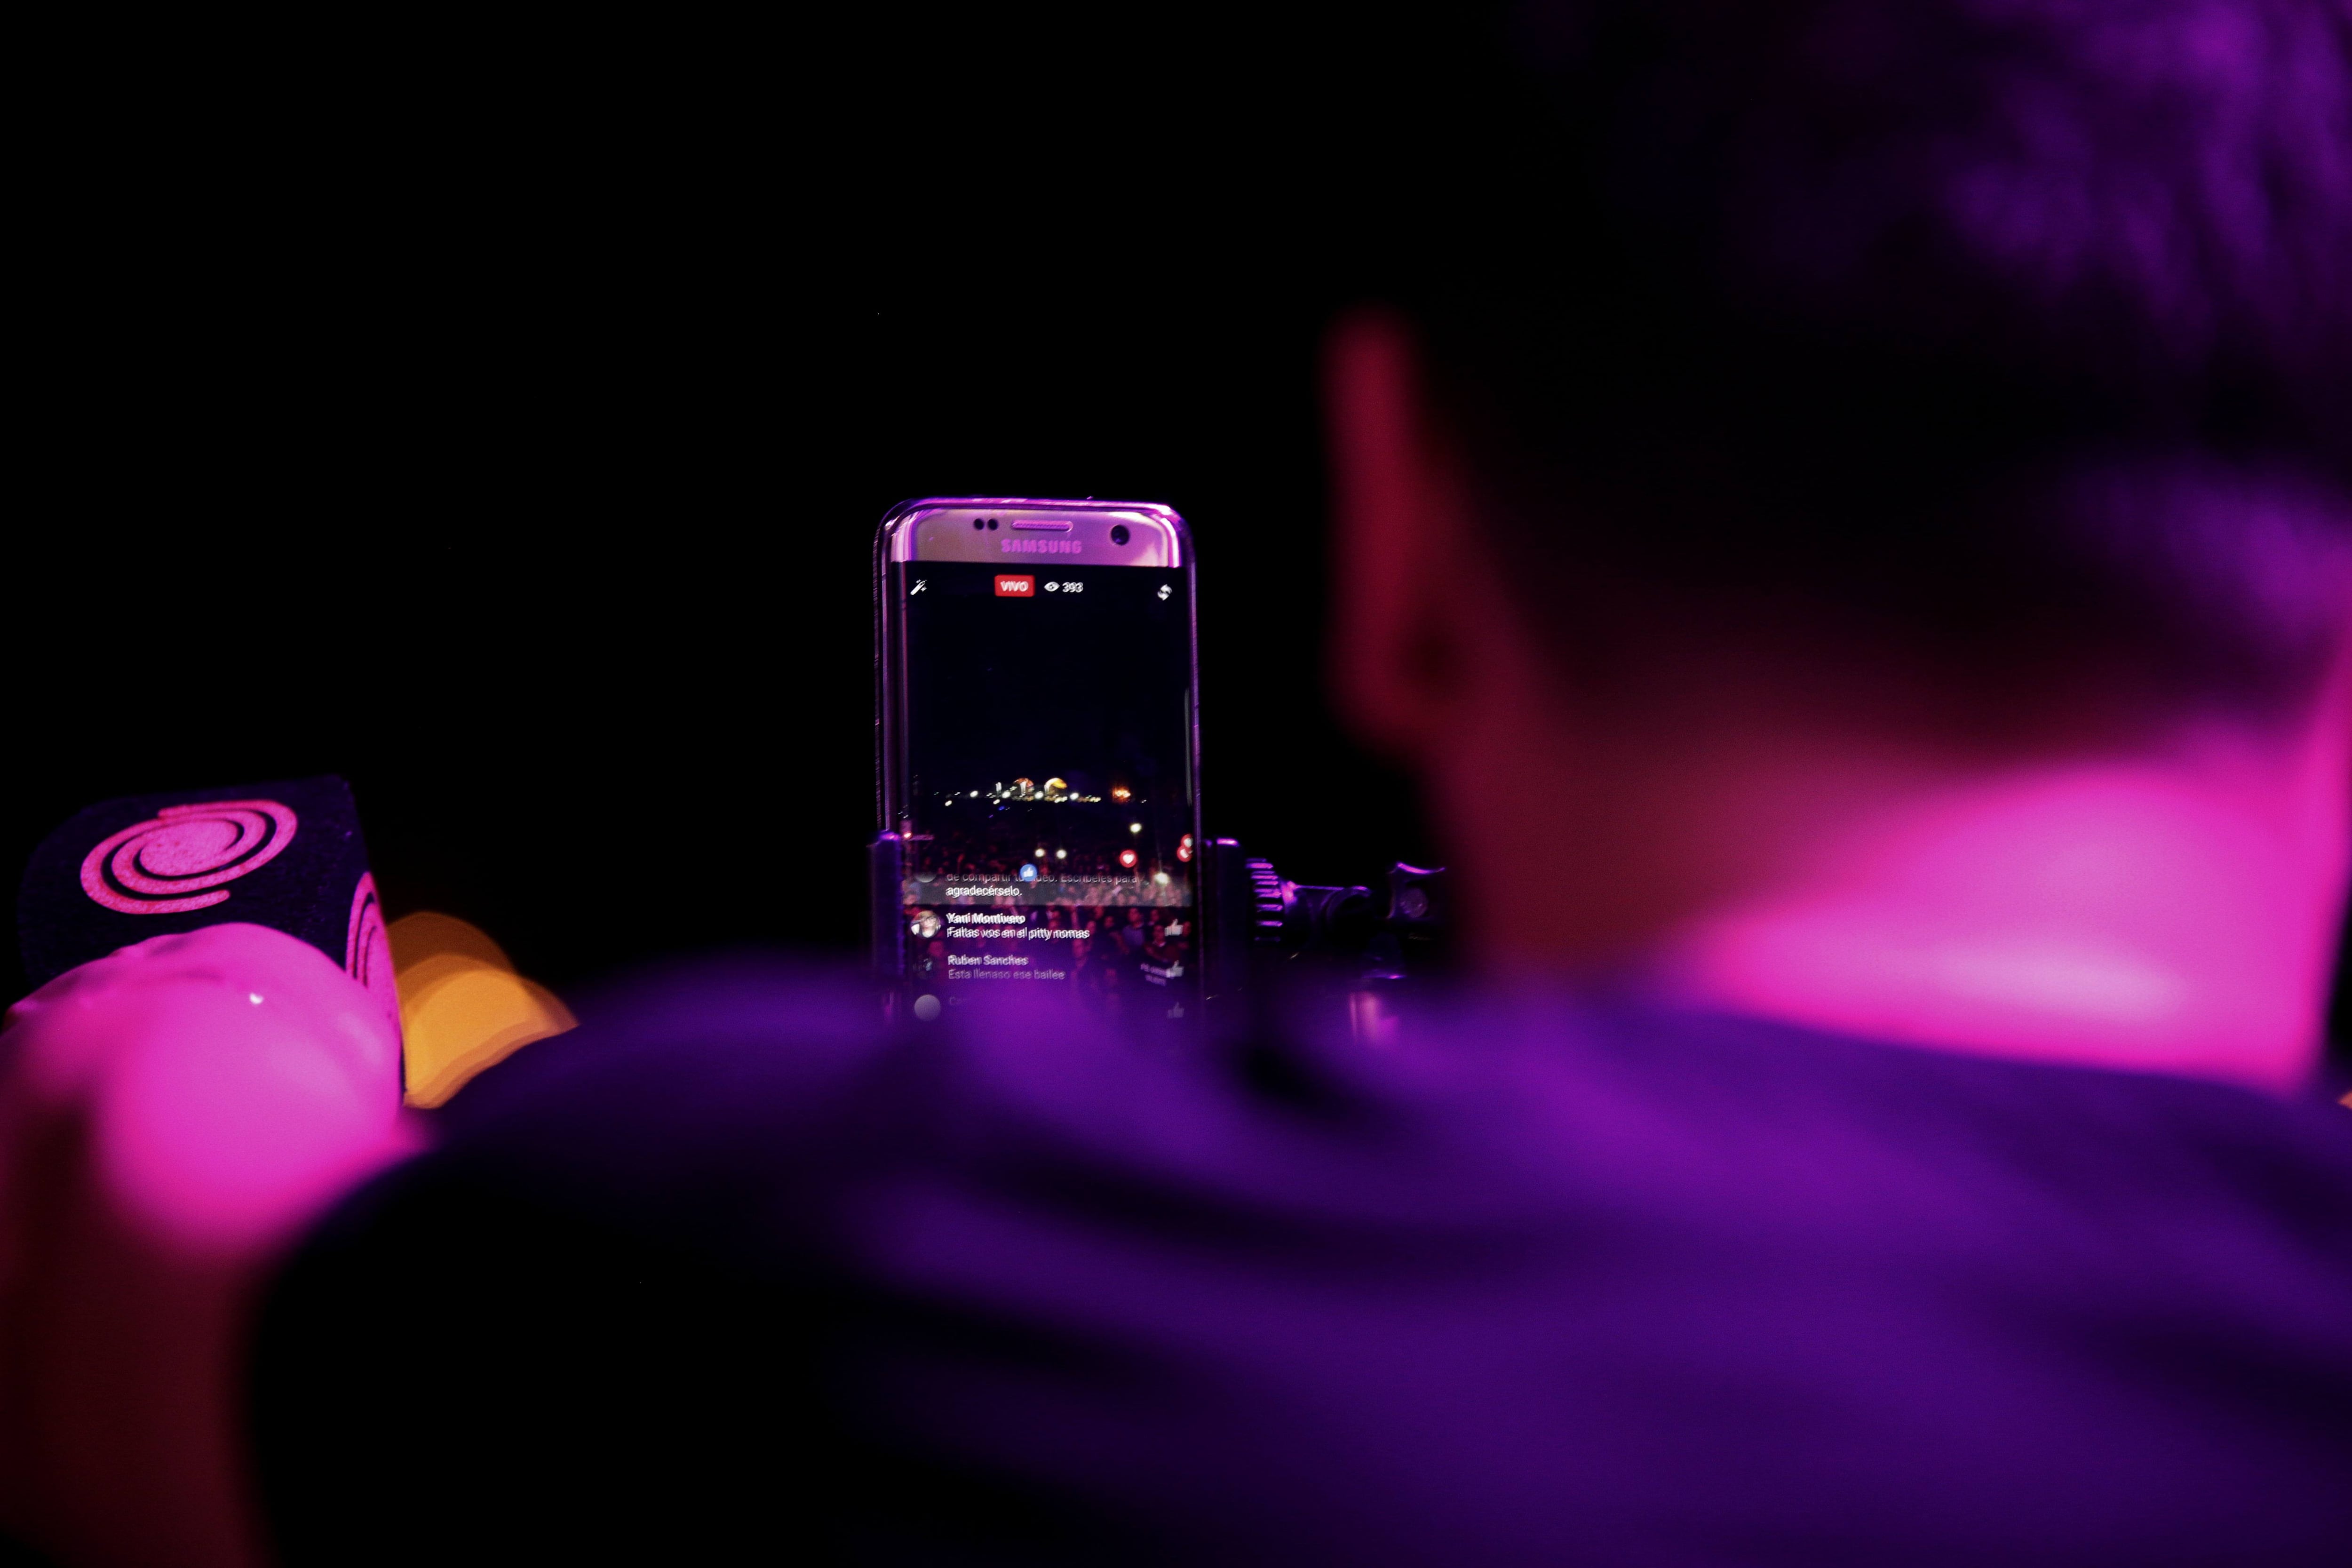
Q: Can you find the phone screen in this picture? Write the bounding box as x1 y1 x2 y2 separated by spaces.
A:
891 555 1198 1022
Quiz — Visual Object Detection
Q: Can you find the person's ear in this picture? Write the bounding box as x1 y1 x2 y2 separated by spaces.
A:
1321 308 1478 758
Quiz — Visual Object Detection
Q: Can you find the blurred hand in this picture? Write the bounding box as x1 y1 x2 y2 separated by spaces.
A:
0 924 416 1567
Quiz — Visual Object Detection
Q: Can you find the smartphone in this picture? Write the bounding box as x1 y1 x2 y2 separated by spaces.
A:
876 498 1202 1027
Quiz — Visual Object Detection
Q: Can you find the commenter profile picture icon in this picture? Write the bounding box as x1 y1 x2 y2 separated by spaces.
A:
910 910 942 939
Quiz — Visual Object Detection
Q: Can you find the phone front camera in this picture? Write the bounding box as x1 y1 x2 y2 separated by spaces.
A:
1110 525 1130 546
971 517 984 530
987 518 999 531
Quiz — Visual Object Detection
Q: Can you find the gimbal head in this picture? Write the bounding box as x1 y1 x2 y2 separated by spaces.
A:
1206 839 1451 994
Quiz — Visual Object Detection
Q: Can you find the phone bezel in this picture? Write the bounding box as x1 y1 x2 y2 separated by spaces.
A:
874 498 1204 986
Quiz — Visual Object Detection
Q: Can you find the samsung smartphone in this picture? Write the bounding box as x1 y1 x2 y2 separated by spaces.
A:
876 498 1201 1027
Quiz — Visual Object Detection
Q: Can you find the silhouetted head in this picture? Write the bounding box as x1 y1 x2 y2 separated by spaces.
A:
1336 0 2351 728
1321 2 2351 1074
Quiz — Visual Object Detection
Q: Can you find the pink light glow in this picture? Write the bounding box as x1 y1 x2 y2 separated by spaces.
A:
3 923 416 1255
1663 745 2350 1091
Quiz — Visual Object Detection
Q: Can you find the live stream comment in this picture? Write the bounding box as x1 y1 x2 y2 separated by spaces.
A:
938 910 1081 981
918 877 1189 907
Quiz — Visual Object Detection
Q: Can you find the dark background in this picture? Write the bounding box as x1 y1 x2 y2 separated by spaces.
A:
8 10 1429 1004
10 10 2346 1063
7 263 1420 999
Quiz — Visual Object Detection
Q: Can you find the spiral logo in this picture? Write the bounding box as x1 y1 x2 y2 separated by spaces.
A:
79 799 299 915
345 872 402 1035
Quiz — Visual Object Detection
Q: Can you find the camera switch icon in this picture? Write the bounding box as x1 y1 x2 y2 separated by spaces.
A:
1156 584 1171 601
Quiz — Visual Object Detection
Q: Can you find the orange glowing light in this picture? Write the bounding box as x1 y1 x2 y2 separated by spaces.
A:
388 912 575 1108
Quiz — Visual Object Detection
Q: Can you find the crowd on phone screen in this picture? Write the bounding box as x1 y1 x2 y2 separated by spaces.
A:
1071 905 1190 1011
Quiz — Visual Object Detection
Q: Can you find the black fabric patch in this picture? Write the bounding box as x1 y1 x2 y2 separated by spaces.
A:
17 775 373 987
